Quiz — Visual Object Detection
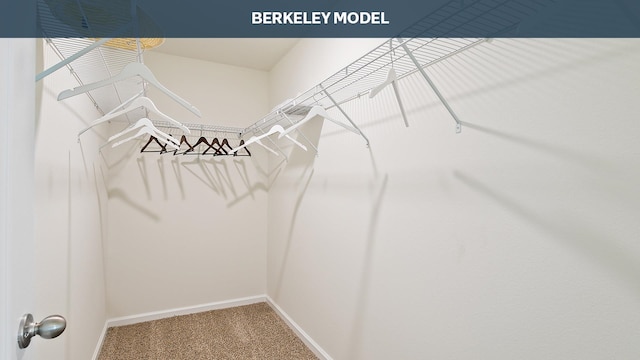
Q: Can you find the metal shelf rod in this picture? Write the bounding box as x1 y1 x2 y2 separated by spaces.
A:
399 39 462 134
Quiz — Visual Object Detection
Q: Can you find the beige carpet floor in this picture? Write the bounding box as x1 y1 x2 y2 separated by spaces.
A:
97 302 318 360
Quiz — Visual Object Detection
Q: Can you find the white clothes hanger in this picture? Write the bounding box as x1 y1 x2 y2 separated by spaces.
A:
369 67 409 127
58 62 202 117
78 96 190 136
108 117 163 142
264 125 307 151
369 67 397 98
252 139 279 155
104 117 178 149
231 136 278 155
279 105 359 138
231 124 308 155
105 90 145 116
111 126 180 149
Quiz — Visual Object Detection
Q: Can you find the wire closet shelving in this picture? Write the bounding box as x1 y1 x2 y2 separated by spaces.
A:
38 0 556 149
241 0 555 144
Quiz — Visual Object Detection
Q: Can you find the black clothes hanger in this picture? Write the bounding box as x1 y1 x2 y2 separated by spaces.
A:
203 137 227 156
184 136 211 155
140 135 168 153
173 135 195 155
220 138 235 156
234 139 251 157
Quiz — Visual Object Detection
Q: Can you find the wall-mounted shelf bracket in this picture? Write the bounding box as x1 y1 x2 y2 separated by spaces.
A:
398 38 462 134
318 84 370 147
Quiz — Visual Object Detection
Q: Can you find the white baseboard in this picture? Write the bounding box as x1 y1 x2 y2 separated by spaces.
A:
92 294 330 360
91 321 109 360
266 296 333 360
92 295 266 360
106 295 266 328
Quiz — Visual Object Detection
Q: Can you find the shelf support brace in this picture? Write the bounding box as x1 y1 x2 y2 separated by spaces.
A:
398 38 462 133
280 111 319 154
318 84 370 147
36 37 112 82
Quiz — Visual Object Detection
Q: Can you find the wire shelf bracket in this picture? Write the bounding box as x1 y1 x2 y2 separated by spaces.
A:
318 84 370 147
399 38 463 134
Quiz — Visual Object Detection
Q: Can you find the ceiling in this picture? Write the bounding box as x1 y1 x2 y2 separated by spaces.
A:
149 38 299 71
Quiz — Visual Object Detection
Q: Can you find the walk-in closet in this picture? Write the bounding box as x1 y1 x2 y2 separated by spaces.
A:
2 1 640 359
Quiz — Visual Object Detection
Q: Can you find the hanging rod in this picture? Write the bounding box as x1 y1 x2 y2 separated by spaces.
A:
151 120 243 136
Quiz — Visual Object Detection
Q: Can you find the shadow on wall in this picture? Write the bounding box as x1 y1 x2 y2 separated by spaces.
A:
272 115 325 299
136 156 152 200
284 115 324 169
273 166 315 300
453 171 640 295
461 121 640 204
226 162 282 208
460 121 614 172
93 163 110 315
105 136 269 216
109 146 269 217
107 187 160 221
101 139 142 174
347 173 389 360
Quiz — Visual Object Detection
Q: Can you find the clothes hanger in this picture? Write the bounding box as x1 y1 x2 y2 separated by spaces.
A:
108 117 163 142
79 96 190 136
369 41 409 127
230 135 278 155
101 117 178 150
141 135 168 153
141 136 166 153
203 137 226 156
213 137 229 156
159 134 173 154
107 118 178 144
269 125 307 150
370 40 398 99
369 67 398 98
173 135 194 155
58 62 202 117
111 127 180 149
220 138 235 156
231 124 307 155
83 90 144 140
279 105 359 138
279 109 319 154
233 139 251 157
185 136 211 155
105 90 145 116
253 138 279 155
368 67 409 127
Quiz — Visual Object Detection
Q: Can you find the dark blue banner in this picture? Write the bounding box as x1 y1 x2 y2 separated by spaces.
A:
2 0 639 38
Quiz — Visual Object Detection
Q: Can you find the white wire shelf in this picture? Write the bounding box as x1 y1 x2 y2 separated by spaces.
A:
242 0 555 139
38 0 556 150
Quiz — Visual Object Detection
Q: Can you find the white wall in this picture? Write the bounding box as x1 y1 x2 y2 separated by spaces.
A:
267 38 640 359
268 39 382 108
35 41 109 360
105 51 269 318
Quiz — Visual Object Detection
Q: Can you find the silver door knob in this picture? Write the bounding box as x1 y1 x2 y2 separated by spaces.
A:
17 313 66 349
